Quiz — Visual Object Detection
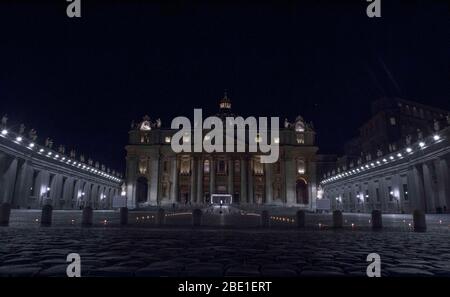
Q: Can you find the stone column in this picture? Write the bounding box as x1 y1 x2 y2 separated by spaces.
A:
149 154 159 205
227 158 234 195
280 156 287 204
240 158 247 204
197 158 203 204
392 173 402 213
170 156 178 203
126 156 138 209
247 157 254 204
378 177 387 213
407 165 426 212
62 177 75 209
285 156 296 205
190 157 197 204
435 157 450 211
422 162 436 212
265 163 273 204
50 174 64 208
209 157 215 195
13 160 33 208
1 157 18 204
308 160 317 211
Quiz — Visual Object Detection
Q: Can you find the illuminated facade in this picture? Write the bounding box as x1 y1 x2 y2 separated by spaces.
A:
125 94 319 209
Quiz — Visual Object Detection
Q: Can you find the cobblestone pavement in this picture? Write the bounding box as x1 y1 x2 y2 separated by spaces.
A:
1 223 450 277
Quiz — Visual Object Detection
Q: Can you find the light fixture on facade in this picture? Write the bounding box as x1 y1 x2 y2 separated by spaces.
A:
16 136 22 142
419 141 425 148
397 153 402 157
274 137 280 144
47 187 51 191
406 147 412 153
389 156 394 160
55 154 59 158
39 148 44 153
1 129 7 136
382 158 387 162
433 134 440 141
121 190 126 196
29 143 35 148
47 152 52 156
165 136 171 143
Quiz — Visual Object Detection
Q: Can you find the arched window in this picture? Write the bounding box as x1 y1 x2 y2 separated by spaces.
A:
296 178 308 204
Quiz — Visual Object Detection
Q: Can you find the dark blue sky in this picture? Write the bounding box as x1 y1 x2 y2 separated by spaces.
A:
0 0 448 172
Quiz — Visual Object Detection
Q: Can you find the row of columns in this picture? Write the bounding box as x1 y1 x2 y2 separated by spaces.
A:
0 153 119 209
327 156 450 213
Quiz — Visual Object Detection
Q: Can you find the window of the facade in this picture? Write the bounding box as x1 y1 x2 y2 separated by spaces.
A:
234 160 240 173
296 133 305 144
390 117 396 125
274 162 281 174
297 159 306 174
180 158 190 175
204 159 210 174
217 160 226 175
253 159 264 176
139 158 147 175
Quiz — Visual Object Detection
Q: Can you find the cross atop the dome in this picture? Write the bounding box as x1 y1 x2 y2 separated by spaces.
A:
219 89 231 110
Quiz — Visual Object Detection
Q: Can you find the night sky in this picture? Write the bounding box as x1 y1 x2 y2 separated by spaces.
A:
0 0 448 172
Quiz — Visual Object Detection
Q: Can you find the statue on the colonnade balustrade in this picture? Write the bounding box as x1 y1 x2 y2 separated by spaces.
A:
376 149 382 157
80 155 85 162
434 119 440 132
156 118 162 128
70 149 76 158
1 114 7 127
28 129 37 141
405 135 412 146
19 124 25 135
417 129 423 140
45 138 53 149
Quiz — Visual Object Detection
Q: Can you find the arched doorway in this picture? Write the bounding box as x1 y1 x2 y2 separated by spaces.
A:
136 176 148 203
296 178 308 205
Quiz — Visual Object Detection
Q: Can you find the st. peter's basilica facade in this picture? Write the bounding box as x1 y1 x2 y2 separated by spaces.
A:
124 94 319 209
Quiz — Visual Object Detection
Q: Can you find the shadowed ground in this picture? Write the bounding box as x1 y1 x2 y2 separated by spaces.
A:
1 207 449 277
